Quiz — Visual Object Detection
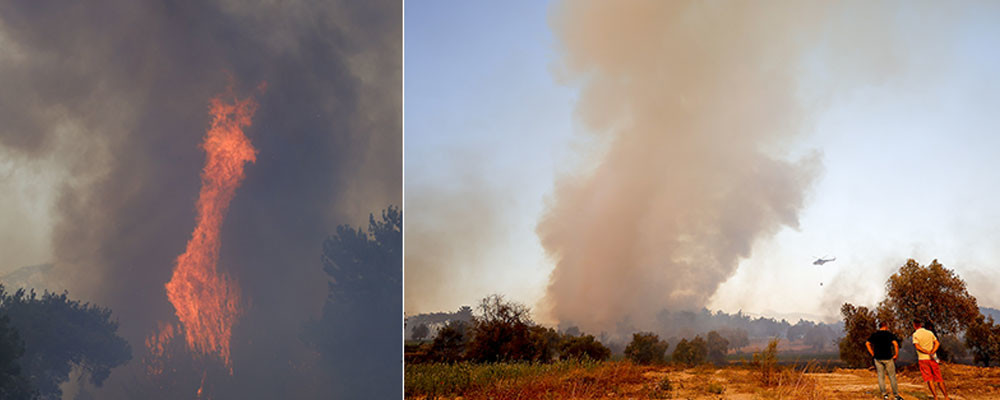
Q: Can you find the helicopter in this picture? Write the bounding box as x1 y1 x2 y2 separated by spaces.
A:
813 256 836 266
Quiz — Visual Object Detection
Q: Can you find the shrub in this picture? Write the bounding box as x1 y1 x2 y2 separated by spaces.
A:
672 336 707 366
706 330 729 365
838 303 877 368
750 338 780 386
560 334 611 361
465 295 534 363
429 320 470 363
624 332 669 365
527 326 561 362
412 323 430 341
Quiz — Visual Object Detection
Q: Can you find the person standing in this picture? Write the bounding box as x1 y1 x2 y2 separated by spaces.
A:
866 321 903 400
913 320 949 400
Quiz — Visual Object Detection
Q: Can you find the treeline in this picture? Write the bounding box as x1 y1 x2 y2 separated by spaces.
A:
638 308 841 353
839 259 1000 367
408 306 842 355
407 294 753 366
405 306 473 340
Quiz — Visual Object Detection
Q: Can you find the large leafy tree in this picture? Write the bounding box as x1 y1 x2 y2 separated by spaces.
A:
303 206 401 399
0 285 130 400
878 259 979 335
840 259 981 367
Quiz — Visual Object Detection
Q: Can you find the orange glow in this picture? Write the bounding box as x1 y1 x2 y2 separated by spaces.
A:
164 89 258 369
144 322 175 375
197 371 207 397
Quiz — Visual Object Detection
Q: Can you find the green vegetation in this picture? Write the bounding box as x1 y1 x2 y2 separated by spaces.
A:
405 359 604 398
840 259 994 367
623 332 668 365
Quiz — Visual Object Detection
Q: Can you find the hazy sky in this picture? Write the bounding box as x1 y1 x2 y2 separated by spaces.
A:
405 1 1000 324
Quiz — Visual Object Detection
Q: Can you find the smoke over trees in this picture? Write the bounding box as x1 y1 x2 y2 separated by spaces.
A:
303 206 402 399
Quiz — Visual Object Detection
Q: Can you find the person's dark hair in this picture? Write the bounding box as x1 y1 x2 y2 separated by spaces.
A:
913 319 922 327
878 320 888 328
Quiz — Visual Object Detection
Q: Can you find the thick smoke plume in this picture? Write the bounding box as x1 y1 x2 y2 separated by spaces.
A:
0 1 399 398
539 1 828 333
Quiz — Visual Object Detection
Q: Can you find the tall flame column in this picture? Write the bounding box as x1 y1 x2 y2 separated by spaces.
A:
165 91 258 368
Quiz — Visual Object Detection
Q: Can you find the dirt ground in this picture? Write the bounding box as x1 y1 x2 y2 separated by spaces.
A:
636 363 1000 400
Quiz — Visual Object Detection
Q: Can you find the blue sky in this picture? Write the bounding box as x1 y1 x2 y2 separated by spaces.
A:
405 0 578 316
408 1 1000 323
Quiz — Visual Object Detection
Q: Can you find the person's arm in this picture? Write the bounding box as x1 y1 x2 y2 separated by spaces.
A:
914 338 929 354
866 341 875 357
892 340 899 360
930 338 940 354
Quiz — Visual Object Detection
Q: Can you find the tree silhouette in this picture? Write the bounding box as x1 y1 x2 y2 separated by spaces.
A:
303 206 402 399
0 311 34 399
0 285 130 400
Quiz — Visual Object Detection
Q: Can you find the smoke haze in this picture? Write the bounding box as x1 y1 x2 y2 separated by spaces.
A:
0 1 399 398
536 0 967 332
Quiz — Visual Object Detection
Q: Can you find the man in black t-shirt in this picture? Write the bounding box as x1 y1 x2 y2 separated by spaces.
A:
866 320 903 400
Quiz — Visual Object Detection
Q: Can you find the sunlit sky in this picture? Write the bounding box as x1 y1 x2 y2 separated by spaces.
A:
405 1 1000 323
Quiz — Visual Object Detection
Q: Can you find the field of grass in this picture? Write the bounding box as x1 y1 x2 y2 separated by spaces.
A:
406 360 1000 399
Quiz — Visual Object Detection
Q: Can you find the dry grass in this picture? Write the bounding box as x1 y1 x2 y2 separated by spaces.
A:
407 360 1000 399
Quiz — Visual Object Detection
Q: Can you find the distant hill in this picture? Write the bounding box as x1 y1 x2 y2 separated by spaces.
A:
0 263 57 292
981 306 1000 321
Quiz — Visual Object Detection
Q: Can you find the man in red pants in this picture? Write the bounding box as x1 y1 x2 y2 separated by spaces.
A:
912 320 949 400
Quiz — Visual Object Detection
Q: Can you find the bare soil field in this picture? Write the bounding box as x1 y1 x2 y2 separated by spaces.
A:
406 361 1000 399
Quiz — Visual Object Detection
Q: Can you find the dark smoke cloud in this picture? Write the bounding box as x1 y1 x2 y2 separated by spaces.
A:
538 1 882 333
0 1 399 398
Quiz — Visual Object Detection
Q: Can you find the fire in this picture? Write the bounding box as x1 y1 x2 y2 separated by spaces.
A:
144 322 175 375
164 88 259 369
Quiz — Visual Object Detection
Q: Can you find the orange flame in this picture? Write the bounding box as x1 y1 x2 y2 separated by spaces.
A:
164 89 258 369
144 322 175 376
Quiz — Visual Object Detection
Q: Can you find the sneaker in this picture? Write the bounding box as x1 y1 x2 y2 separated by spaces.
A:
882 395 888 400
894 396 904 400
